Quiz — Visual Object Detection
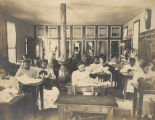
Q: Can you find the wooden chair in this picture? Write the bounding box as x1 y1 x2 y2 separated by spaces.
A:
72 85 95 96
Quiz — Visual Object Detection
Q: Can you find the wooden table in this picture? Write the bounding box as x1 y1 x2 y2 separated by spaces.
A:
120 72 133 99
56 95 118 120
132 83 155 120
0 94 25 120
20 81 44 116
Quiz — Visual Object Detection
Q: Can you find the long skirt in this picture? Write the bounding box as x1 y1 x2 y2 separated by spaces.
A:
38 87 59 110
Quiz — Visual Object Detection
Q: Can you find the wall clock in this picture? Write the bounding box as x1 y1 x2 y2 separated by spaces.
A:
144 8 152 29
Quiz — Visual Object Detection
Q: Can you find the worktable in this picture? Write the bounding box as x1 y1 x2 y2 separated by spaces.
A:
56 95 118 120
132 83 155 120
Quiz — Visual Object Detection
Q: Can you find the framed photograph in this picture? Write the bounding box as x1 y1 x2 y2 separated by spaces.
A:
111 26 121 38
98 26 108 38
73 26 82 38
86 26 95 38
36 26 46 37
85 40 96 56
123 27 128 40
48 26 58 38
66 26 70 38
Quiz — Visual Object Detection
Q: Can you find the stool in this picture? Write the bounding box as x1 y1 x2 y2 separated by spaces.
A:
78 113 106 120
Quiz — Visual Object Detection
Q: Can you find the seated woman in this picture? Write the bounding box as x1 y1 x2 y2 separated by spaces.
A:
72 62 94 86
32 57 41 70
72 62 111 87
120 58 137 73
37 59 59 110
0 65 19 102
16 59 37 78
37 59 56 87
99 56 108 67
120 58 142 95
19 54 32 68
87 56 111 80
136 62 155 118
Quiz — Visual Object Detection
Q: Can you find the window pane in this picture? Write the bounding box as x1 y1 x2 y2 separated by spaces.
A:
111 41 120 59
7 21 16 47
8 49 16 63
7 21 16 63
98 41 108 61
133 22 139 49
85 41 95 56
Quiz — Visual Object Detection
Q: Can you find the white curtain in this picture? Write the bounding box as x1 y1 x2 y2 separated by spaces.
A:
7 21 16 63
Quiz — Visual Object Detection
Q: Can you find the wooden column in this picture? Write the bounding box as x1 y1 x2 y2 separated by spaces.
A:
59 3 69 82
60 3 66 61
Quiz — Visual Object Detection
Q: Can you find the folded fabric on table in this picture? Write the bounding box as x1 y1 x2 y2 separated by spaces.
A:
16 75 42 85
0 88 18 103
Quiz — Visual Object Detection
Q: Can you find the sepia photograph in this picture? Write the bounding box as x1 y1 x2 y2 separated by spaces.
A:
0 0 155 120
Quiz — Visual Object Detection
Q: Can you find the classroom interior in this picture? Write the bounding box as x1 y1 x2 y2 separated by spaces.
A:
0 0 155 120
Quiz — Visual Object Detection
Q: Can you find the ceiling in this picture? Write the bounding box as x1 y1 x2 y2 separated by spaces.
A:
0 0 154 25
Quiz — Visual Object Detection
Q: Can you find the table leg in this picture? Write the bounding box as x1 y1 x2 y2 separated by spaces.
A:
107 108 113 120
32 86 38 118
124 78 128 100
58 105 64 120
153 103 155 120
75 112 78 120
138 90 143 120
5 106 11 120
133 88 137 116
39 85 44 110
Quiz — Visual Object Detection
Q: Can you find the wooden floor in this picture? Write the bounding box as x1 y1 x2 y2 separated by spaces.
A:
22 108 138 120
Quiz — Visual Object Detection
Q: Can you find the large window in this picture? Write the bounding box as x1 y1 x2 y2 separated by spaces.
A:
7 21 16 63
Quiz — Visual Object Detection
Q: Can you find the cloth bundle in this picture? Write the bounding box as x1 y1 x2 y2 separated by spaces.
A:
138 77 155 90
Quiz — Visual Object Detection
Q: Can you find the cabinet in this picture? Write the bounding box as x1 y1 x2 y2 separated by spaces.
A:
26 37 36 59
138 29 155 62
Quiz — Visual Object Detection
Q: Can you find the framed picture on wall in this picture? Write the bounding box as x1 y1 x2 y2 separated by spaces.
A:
48 26 58 38
73 26 82 38
66 26 70 38
36 26 46 38
111 26 121 38
86 26 95 38
98 26 108 38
